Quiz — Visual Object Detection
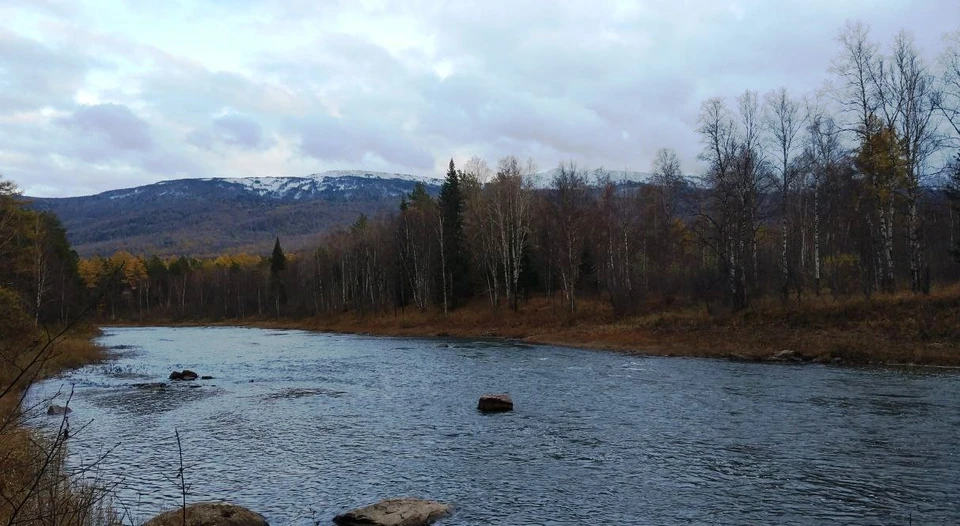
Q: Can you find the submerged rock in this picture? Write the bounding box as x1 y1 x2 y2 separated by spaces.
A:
477 393 513 412
143 502 269 526
201 375 214 380
333 498 451 526
47 404 72 416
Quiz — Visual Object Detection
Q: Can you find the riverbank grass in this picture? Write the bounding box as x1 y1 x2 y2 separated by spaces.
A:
264 287 960 366
0 328 120 526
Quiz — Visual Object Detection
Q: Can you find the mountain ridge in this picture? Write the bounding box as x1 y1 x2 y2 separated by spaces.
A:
29 170 444 257
28 168 655 257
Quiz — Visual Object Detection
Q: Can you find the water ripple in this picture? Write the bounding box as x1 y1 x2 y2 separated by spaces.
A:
28 326 960 525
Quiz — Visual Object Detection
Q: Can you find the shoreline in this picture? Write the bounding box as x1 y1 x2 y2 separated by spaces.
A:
98 290 960 368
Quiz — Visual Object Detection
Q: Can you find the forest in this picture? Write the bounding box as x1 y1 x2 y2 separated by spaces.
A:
62 23 960 332
1 178 116 523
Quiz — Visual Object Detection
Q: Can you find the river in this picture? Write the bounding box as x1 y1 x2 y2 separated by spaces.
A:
30 326 960 525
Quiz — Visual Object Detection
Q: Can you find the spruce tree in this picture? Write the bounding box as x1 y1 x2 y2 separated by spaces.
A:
270 236 286 316
407 182 434 209
438 158 470 308
270 236 287 275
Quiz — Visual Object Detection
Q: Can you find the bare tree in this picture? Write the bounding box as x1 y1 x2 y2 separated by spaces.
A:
462 156 493 185
831 20 880 138
805 108 845 294
595 170 642 314
764 87 807 299
893 32 941 292
31 216 51 326
696 92 774 309
397 199 435 312
939 30 960 138
545 162 593 314
486 156 535 311
650 148 685 231
832 21 897 293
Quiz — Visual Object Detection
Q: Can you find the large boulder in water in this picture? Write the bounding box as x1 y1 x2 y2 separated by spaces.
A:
333 498 451 526
477 393 513 413
143 502 268 526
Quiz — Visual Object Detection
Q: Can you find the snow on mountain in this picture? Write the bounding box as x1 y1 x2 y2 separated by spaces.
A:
203 170 444 199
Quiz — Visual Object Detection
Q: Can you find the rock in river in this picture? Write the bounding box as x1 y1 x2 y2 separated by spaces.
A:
47 404 72 416
143 502 269 526
170 369 199 381
333 498 451 526
477 393 513 412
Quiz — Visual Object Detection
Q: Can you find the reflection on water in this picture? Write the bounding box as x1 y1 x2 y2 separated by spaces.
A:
30 327 960 525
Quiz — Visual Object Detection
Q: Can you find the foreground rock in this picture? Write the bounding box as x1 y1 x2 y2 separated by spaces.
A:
477 394 513 412
47 404 72 416
143 502 268 526
170 369 199 381
333 498 451 526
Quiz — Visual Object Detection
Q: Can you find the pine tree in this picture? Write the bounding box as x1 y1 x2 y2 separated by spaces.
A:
438 158 470 310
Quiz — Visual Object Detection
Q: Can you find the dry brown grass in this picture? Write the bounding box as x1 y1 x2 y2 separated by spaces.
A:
246 287 960 366
0 328 120 526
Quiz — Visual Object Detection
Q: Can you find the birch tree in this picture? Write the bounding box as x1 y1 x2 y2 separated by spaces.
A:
883 31 941 292
486 156 534 311
805 110 845 294
764 87 806 299
545 161 593 314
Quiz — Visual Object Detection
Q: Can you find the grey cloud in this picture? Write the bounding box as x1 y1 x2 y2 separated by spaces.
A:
6 0 960 197
186 129 215 150
214 113 266 149
298 113 434 170
0 29 93 112
59 103 153 151
2 104 198 196
188 113 270 151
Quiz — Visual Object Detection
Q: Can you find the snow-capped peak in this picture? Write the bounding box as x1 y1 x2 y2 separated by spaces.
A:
202 170 443 199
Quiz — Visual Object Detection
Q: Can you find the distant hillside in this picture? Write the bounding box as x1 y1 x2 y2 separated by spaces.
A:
29 171 442 257
529 168 654 187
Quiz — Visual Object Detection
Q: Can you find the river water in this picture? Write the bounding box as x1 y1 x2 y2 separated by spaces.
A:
30 326 960 525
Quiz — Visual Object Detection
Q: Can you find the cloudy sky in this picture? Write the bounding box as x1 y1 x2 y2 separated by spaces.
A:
1 0 958 197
